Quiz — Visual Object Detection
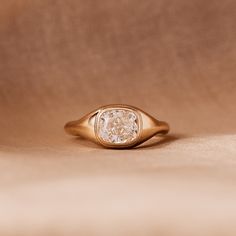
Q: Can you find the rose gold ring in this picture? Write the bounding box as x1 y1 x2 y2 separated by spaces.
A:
64 104 169 149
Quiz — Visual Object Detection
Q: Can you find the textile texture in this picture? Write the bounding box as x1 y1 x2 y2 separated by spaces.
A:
0 0 236 235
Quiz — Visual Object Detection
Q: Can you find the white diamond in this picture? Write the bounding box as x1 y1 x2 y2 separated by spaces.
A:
97 109 139 144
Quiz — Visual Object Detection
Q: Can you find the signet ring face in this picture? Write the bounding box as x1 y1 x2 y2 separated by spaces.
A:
64 104 169 149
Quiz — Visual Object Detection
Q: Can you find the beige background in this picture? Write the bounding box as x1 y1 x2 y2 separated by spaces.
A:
0 0 236 235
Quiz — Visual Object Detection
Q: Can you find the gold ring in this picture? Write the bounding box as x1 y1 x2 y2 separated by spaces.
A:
64 104 169 149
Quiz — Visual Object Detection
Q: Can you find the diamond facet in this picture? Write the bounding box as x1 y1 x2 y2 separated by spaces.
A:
97 109 139 145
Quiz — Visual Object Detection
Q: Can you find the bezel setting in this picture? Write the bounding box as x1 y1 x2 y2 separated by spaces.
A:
95 106 142 148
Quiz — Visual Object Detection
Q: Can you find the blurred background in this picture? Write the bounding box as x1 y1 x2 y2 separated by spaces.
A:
0 0 236 235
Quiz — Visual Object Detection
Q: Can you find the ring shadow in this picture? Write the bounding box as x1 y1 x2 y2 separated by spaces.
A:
135 134 183 150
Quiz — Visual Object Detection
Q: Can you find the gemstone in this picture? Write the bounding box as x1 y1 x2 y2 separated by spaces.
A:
97 109 139 144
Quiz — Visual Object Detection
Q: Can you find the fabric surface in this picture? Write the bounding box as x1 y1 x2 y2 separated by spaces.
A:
0 0 236 235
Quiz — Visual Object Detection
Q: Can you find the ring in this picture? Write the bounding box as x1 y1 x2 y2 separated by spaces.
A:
64 104 169 149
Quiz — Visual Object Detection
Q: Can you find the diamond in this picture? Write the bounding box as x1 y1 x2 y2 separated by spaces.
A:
97 109 139 145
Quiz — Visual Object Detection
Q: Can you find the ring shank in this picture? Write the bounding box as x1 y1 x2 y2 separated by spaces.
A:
156 120 169 135
64 120 82 136
64 110 99 142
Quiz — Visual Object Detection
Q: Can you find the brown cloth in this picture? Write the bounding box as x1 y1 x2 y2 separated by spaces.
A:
0 0 236 235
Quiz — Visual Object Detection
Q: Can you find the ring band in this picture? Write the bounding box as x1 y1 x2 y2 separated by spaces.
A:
64 104 169 149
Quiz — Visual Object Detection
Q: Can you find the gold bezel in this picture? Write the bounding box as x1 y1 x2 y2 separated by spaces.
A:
95 105 142 148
